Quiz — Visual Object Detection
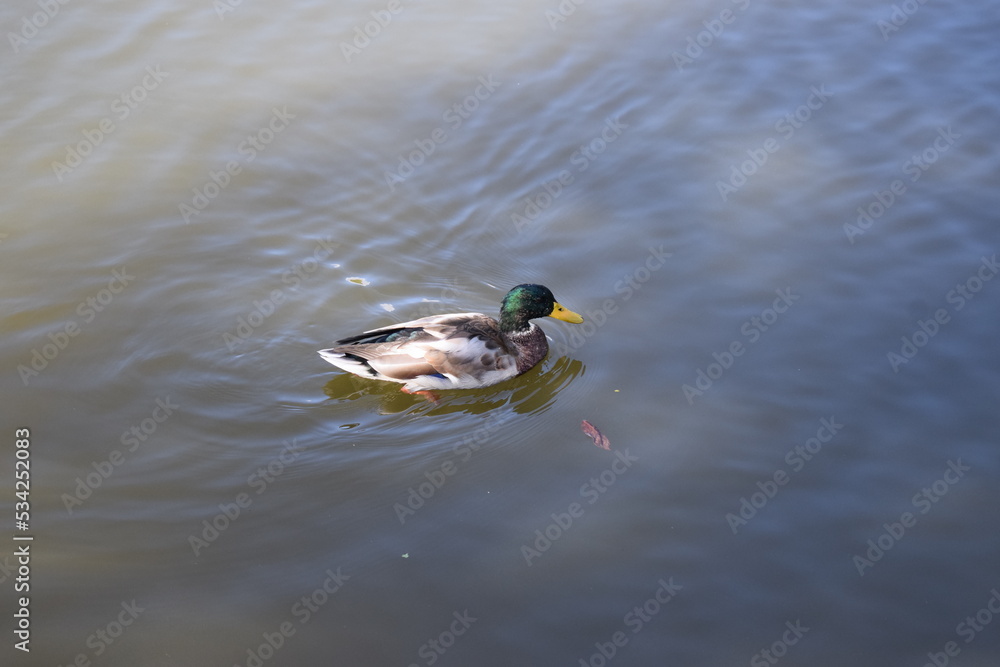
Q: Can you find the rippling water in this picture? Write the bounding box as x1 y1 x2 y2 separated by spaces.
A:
2 0 999 665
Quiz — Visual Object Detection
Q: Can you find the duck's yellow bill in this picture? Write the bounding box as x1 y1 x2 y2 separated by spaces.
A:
549 302 584 323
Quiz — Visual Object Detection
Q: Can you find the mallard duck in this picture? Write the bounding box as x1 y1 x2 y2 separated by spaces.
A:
318 284 583 393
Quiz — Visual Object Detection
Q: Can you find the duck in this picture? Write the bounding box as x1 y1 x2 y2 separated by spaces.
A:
318 284 583 393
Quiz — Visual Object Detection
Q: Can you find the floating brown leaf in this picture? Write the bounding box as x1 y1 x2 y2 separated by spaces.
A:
581 419 611 450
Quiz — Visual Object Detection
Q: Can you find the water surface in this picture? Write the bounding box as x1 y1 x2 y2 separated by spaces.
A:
2 0 999 665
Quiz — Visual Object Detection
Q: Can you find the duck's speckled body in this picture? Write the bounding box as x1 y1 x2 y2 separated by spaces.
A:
318 284 583 392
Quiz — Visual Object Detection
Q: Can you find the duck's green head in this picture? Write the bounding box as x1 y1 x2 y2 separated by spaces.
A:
499 284 584 332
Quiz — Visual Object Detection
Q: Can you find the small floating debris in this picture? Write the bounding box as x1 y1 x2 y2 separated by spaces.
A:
380 303 395 312
346 277 370 286
581 420 611 450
